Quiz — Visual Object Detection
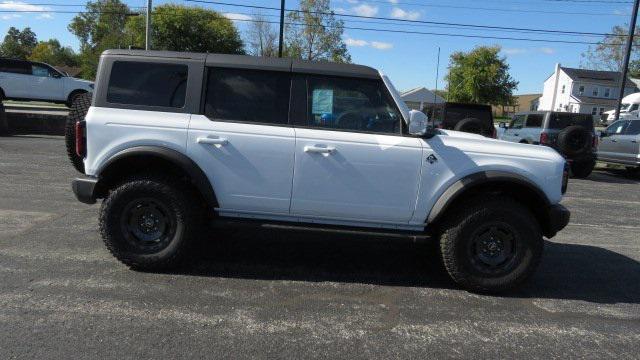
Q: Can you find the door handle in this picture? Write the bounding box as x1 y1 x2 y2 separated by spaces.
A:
514 134 519 136
632 140 638 143
304 145 335 154
611 139 617 143
197 137 228 146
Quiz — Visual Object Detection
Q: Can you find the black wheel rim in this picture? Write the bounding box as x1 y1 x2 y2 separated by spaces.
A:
467 222 520 275
120 198 175 253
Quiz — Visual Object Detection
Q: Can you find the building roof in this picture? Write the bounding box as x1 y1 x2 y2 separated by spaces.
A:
570 95 619 107
560 66 634 86
101 49 379 79
400 87 445 103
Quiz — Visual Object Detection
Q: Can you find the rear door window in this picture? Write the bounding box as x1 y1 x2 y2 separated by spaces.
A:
525 114 543 128
203 68 290 125
548 113 594 130
624 121 640 135
0 59 30 74
107 61 188 108
606 120 629 135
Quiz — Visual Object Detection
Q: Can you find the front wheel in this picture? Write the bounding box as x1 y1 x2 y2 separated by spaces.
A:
99 175 202 271
439 196 543 293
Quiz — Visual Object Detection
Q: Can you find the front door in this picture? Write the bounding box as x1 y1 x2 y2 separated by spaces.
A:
30 64 63 101
290 75 423 224
188 67 295 215
598 120 630 163
618 120 640 164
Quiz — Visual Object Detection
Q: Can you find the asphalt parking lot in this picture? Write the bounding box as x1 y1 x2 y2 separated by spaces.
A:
1 135 639 359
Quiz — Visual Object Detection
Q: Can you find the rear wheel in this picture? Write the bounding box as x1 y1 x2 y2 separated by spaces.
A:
439 196 543 293
99 175 203 271
65 92 91 173
626 166 640 178
0 101 8 136
571 159 595 178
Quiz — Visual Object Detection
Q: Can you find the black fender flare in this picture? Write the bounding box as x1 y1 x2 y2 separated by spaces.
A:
427 171 551 225
97 146 218 208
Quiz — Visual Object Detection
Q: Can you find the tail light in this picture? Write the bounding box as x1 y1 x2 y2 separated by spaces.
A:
75 120 86 158
540 132 549 145
561 162 569 194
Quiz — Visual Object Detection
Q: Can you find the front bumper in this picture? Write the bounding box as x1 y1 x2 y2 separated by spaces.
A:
71 177 98 204
543 204 570 238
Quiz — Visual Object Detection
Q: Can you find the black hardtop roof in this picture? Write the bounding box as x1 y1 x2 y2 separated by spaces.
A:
101 49 379 79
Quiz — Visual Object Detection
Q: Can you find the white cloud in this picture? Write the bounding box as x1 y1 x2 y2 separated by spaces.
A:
503 48 527 55
334 7 348 14
390 7 421 20
352 3 378 17
344 36 394 51
371 41 393 50
223 13 252 21
388 0 399 3
539 47 555 54
345 38 369 47
345 0 360 4
0 1 52 19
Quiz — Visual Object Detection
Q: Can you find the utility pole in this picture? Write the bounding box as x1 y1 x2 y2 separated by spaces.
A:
145 0 152 50
614 0 639 121
434 46 440 104
278 0 285 57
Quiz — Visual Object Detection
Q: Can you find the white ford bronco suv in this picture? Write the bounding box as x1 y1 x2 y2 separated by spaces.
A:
70 50 570 292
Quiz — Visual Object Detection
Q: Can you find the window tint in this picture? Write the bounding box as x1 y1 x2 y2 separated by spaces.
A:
549 113 594 130
204 68 290 125
624 120 640 135
32 64 51 77
525 114 543 128
606 120 629 135
631 104 639 111
306 76 401 134
510 115 525 129
107 61 188 108
0 59 30 74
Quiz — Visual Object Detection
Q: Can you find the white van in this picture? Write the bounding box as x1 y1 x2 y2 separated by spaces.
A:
604 92 640 123
0 58 93 107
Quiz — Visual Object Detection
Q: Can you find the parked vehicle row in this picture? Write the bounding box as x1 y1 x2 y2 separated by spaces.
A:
66 50 570 293
0 58 93 107
598 119 640 177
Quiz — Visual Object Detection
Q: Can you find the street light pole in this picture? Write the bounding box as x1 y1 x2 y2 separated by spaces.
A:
145 0 152 50
278 0 285 58
614 0 639 121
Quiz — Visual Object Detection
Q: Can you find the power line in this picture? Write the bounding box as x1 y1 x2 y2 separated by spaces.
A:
183 0 625 37
0 10 140 15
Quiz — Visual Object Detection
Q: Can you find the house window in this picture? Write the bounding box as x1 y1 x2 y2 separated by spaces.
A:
591 107 598 115
592 87 599 97
604 88 610 98
599 107 605 115
578 85 584 95
561 85 565 94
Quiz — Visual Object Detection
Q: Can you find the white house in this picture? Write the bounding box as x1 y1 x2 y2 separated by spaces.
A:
400 87 445 111
538 63 637 117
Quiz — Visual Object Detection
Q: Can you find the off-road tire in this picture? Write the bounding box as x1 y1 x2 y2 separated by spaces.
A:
454 117 493 137
571 159 595 179
439 196 544 293
99 175 203 271
557 125 591 157
65 92 91 173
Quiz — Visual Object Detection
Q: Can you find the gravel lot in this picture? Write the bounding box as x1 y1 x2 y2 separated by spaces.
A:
1 135 639 359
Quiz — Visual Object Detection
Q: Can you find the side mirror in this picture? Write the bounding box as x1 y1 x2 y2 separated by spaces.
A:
499 122 507 129
52 72 62 78
408 110 428 136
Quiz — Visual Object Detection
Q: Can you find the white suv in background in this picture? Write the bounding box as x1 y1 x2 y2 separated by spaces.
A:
0 58 93 107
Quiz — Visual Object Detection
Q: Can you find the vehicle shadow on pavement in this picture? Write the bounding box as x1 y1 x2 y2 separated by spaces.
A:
588 169 640 184
179 229 640 304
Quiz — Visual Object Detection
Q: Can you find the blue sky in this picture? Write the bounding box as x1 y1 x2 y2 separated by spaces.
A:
0 0 635 94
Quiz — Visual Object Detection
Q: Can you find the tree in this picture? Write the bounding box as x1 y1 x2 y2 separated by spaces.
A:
124 4 244 54
28 39 79 67
445 46 518 106
247 13 278 57
0 27 37 59
285 0 350 63
68 0 132 79
581 25 640 78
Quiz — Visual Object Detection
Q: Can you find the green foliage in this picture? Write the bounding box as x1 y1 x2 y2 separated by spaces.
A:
124 4 244 54
68 0 132 79
285 0 350 63
445 46 518 106
28 39 79 67
581 25 640 78
0 27 37 60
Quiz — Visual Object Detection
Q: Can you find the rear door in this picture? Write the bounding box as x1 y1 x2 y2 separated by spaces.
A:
0 59 31 98
188 67 296 215
598 120 630 162
523 113 544 143
289 75 423 224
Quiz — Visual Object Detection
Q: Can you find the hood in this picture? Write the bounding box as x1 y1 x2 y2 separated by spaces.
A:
438 129 487 140
69 77 94 85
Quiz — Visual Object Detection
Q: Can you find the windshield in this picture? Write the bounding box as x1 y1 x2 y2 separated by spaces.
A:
621 103 630 112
